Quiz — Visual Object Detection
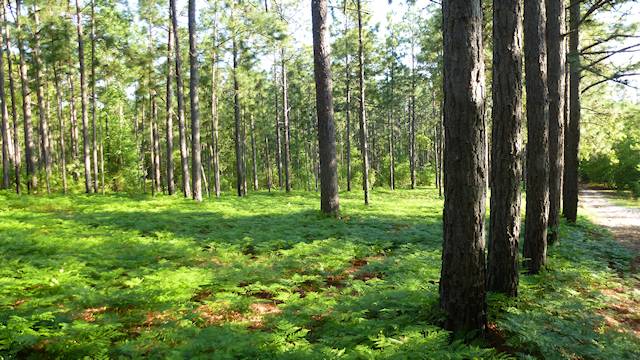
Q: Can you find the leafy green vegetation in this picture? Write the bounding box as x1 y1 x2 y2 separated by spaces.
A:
1 188 638 359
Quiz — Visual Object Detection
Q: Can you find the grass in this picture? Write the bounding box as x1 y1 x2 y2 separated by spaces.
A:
0 188 638 359
607 191 640 208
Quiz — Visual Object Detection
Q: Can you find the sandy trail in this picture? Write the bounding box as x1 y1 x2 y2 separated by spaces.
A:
580 189 640 256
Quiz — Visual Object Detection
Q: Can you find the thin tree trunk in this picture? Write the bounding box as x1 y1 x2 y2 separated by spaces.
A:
170 0 191 198
312 0 340 216
0 1 9 189
356 0 370 205
210 27 220 197
274 61 283 190
281 48 292 192
3 2 20 194
90 0 99 193
388 111 395 190
410 39 416 189
250 114 258 190
265 136 272 191
488 0 523 297
523 0 550 274
152 93 161 194
33 6 52 193
68 73 79 161
165 22 175 195
547 0 565 244
563 0 580 223
75 0 92 193
188 0 202 201
54 67 68 194
17 0 37 193
440 0 487 332
344 1 351 192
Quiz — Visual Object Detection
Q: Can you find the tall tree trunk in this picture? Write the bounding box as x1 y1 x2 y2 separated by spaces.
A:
54 67 68 194
563 0 580 223
410 39 417 189
312 0 340 216
33 6 52 194
344 2 351 192
440 0 487 332
17 0 37 193
90 0 99 193
250 114 258 190
281 48 292 192
265 136 272 191
0 2 9 189
546 0 565 244
356 0 370 205
188 0 202 201
76 0 92 193
3 2 20 193
152 93 161 194
488 0 523 297
274 61 283 190
233 35 245 197
523 0 550 274
210 27 220 197
67 73 79 161
388 112 395 190
170 0 191 198
165 23 175 195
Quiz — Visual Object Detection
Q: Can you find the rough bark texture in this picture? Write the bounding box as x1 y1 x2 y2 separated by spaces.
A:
312 0 340 217
547 0 565 243
170 0 191 198
188 0 202 201
440 0 487 332
165 24 175 195
33 7 52 194
17 0 37 193
563 0 580 223
523 0 550 274
488 0 523 297
344 5 351 192
54 68 68 193
3 3 21 193
356 0 370 205
233 35 245 197
281 49 292 193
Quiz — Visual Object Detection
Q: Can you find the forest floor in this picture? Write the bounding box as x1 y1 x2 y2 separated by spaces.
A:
1 188 639 359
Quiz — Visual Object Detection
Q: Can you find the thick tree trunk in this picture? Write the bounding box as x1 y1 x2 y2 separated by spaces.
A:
90 0 99 193
17 0 37 193
3 4 20 194
170 0 191 198
488 0 523 297
312 0 340 216
54 68 68 194
440 0 487 332
547 0 565 244
356 0 370 205
233 36 245 197
563 0 580 223
281 49 292 192
165 23 175 195
33 6 52 194
523 0 550 274
188 0 202 201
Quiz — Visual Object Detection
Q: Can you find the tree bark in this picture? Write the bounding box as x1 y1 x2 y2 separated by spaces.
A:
312 0 340 216
54 67 68 194
547 0 565 244
488 0 523 297
170 0 191 198
90 0 99 193
0 1 9 189
210 26 220 198
563 0 580 223
33 6 52 194
356 0 370 205
344 3 351 192
17 0 37 193
67 73 79 162
188 0 202 201
233 34 245 197
281 48 292 192
440 0 487 332
3 3 20 194
152 93 161 194
250 114 259 190
165 23 175 195
265 136 272 191
410 38 417 189
523 0 550 274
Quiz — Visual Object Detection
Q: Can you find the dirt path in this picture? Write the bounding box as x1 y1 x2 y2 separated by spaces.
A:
580 189 640 256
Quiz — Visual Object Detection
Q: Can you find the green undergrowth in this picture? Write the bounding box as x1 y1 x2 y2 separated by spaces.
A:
0 188 638 359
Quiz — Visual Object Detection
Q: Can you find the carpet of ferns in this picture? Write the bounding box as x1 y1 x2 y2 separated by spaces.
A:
0 188 638 359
